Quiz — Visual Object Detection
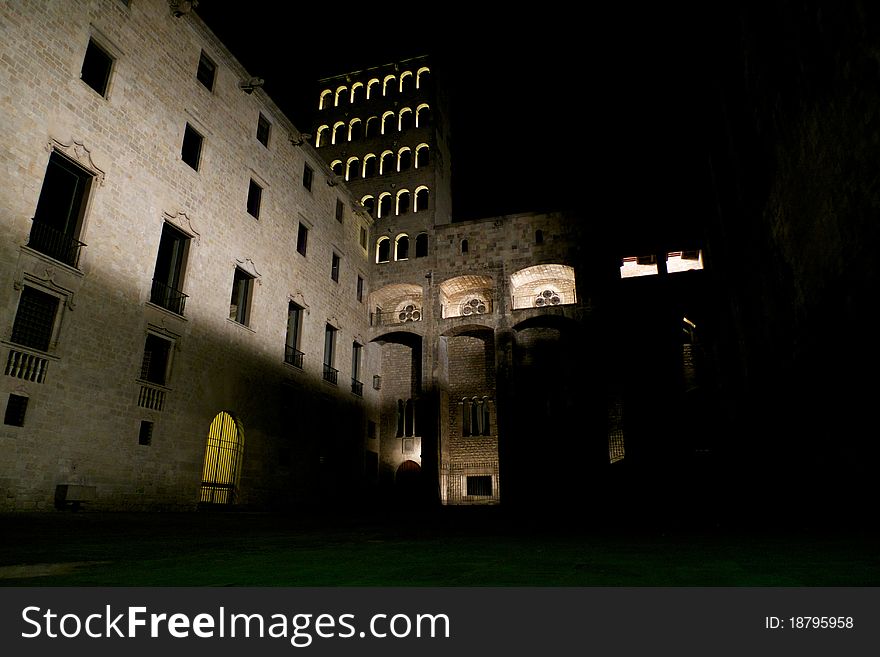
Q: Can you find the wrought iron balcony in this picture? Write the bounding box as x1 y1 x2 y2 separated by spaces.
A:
150 279 188 315
27 220 86 268
351 378 364 396
323 364 338 384
284 345 304 369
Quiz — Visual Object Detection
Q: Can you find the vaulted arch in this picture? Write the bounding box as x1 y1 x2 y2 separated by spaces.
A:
509 264 577 310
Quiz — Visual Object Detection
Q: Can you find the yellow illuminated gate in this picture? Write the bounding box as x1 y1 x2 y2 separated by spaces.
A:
199 411 244 505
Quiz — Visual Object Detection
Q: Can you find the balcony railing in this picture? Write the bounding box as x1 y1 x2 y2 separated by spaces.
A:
351 378 364 396
511 289 577 311
5 348 49 383
27 221 86 268
370 308 423 326
138 382 166 411
323 364 338 384
150 279 188 315
284 346 304 369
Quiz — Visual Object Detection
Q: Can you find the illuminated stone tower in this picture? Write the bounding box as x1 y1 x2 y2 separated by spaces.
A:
313 56 451 502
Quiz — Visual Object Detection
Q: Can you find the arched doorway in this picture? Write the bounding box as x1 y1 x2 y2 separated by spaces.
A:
199 411 244 505
395 460 422 499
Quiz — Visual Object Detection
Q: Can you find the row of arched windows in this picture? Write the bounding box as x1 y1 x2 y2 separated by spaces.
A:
376 233 429 263
362 188 429 218
319 67 431 109
396 398 418 437
461 397 492 437
331 145 429 180
316 106 431 147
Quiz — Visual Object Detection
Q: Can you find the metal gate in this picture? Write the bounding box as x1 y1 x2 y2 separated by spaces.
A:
199 411 244 505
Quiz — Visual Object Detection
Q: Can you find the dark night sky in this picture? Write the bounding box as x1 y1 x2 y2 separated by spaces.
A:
196 2 718 240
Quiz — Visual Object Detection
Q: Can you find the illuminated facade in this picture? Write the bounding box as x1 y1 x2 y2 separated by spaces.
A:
0 0 710 512
311 59 710 508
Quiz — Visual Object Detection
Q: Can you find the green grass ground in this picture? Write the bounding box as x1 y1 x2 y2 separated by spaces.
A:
1 508 877 586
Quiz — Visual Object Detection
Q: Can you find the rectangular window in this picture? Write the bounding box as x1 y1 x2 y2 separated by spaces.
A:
331 253 340 282
80 38 113 97
11 287 60 352
285 302 304 368
4 394 29 427
356 275 364 302
150 223 190 315
229 268 254 325
140 334 172 385
296 223 308 256
196 50 216 90
247 179 262 218
335 199 344 222
28 152 92 268
466 475 493 497
323 324 337 384
138 420 153 446
351 342 363 396
181 123 203 170
256 113 271 147
359 226 367 250
302 163 313 191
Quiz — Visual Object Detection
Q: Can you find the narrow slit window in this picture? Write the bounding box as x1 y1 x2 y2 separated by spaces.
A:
247 179 262 218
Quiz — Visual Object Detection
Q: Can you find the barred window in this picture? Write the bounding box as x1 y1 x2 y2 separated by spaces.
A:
11 287 60 352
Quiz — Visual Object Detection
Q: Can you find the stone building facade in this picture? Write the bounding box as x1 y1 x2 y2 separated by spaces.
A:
1 0 710 513
0 0 379 511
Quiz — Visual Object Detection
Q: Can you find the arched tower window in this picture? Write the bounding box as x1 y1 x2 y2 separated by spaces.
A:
332 121 346 145
395 233 409 260
379 150 394 175
376 236 390 263
381 111 395 135
330 160 343 176
361 195 375 217
350 81 364 104
415 233 428 258
396 189 411 215
366 78 380 99
334 85 348 107
348 118 363 142
397 147 412 172
378 192 393 218
363 154 377 178
416 67 430 89
398 107 413 132
365 116 379 139
345 157 360 181
319 89 332 110
383 74 396 96
415 186 429 212
416 103 431 128
315 125 330 148
399 70 413 94
415 144 429 168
